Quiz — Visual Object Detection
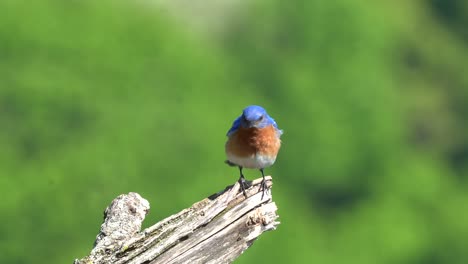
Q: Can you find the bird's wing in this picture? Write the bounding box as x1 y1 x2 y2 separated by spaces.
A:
268 115 283 136
226 116 241 137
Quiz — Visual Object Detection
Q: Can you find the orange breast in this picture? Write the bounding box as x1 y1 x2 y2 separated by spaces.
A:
226 125 281 157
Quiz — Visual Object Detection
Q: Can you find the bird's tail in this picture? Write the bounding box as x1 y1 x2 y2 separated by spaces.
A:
225 160 237 167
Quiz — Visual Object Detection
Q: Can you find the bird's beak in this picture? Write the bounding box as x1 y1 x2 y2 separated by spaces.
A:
240 117 253 128
241 115 262 128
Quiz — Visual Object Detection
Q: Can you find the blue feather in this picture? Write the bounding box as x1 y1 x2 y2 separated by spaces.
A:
227 105 283 137
227 116 241 136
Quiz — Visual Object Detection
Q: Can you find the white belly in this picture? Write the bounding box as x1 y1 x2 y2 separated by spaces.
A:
226 152 276 169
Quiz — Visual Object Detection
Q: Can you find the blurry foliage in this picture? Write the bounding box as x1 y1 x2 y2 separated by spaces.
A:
0 0 467 263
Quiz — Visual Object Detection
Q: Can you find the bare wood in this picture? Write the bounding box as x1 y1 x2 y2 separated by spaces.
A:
74 176 280 264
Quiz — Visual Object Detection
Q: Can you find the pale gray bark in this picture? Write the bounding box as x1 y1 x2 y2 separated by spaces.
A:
74 176 279 264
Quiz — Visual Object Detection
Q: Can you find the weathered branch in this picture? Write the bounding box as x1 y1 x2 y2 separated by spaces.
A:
74 176 280 264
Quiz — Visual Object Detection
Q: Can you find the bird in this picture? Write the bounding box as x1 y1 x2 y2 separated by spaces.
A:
225 105 283 197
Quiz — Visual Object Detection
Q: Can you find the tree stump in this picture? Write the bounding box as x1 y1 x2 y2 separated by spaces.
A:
74 176 280 264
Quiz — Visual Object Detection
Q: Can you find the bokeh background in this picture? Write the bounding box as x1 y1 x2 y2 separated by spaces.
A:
1 0 468 263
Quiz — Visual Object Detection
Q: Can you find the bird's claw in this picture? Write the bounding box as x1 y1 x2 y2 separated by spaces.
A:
260 178 269 199
239 177 248 198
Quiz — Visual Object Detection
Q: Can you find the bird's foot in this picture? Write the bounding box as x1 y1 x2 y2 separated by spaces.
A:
260 178 269 199
239 177 248 198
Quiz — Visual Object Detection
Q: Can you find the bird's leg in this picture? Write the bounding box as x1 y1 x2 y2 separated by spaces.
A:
260 168 268 199
238 166 247 197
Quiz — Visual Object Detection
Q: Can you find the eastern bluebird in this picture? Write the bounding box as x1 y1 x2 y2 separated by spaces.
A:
225 105 283 197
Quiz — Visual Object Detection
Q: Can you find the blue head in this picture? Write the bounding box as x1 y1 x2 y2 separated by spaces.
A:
241 105 270 128
227 105 282 136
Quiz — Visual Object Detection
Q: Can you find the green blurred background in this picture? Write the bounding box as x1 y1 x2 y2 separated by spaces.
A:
1 0 468 263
